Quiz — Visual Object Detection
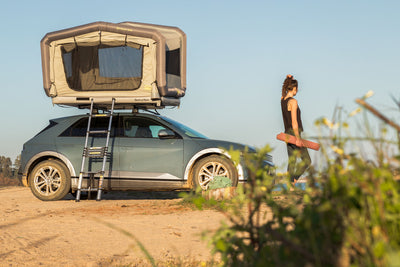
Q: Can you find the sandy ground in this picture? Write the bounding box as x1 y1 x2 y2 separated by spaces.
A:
0 186 227 266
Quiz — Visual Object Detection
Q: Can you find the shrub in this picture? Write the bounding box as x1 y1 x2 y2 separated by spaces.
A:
0 173 21 186
208 176 233 190
190 101 400 266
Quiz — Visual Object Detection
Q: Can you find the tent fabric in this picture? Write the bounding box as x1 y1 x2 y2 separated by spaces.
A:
41 21 186 109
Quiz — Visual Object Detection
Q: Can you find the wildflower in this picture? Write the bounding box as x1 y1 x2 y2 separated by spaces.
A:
322 117 339 129
331 145 344 155
261 186 267 192
322 117 333 128
363 90 374 99
349 107 362 117
372 226 381 237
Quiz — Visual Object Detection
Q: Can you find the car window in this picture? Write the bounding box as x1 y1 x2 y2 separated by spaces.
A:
35 120 58 136
59 117 119 137
161 116 207 139
121 117 175 138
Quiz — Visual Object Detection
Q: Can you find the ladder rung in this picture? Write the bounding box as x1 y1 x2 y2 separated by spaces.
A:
81 171 104 176
83 154 106 158
80 188 100 192
83 147 107 158
88 130 109 134
91 113 111 118
87 147 107 152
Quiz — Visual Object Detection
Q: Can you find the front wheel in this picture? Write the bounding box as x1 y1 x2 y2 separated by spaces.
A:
192 155 238 190
29 160 71 201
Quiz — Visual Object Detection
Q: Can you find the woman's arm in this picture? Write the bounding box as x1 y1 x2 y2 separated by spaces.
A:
289 99 303 147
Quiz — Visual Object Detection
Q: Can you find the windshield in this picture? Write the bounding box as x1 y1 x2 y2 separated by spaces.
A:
161 116 208 139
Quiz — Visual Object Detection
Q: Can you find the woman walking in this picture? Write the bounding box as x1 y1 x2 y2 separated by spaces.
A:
281 74 311 189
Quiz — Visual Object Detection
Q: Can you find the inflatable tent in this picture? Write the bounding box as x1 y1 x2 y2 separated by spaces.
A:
41 21 186 109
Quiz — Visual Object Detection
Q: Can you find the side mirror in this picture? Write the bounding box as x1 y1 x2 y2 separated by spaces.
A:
158 129 176 139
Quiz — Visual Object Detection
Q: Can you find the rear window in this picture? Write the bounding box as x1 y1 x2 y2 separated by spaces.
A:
59 117 120 137
35 120 58 136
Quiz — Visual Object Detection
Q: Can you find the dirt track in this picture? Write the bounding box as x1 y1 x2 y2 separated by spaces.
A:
0 186 226 266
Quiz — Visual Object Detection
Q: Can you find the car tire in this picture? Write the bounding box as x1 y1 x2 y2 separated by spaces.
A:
192 155 238 190
29 159 71 201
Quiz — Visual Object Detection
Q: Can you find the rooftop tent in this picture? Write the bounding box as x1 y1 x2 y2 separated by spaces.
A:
41 21 186 109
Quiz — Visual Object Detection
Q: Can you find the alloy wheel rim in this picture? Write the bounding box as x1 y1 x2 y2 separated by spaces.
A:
34 166 61 196
198 161 229 190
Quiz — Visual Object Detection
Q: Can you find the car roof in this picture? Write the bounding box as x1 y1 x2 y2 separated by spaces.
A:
51 112 162 122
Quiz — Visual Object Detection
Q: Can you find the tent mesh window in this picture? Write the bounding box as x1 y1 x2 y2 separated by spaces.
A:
61 45 143 91
165 48 181 89
166 48 180 76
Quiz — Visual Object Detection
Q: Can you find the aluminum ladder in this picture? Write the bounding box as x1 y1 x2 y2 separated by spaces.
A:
76 98 115 201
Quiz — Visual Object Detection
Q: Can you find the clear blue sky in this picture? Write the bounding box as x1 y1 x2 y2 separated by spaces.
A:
1 0 399 170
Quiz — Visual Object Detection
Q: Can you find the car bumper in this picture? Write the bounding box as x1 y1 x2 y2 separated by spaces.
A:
18 172 28 187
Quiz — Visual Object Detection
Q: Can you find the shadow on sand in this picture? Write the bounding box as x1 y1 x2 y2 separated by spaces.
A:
65 190 190 201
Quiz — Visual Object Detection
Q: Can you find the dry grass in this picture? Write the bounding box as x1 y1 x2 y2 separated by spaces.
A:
97 256 219 267
0 174 21 187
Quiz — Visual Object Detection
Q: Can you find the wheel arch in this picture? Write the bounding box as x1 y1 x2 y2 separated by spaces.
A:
184 148 244 185
23 151 76 186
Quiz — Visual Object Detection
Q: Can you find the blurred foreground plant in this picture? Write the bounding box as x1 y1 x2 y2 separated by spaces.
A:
188 98 400 266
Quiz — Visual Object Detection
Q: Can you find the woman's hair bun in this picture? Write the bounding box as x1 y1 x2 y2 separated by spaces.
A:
282 74 297 97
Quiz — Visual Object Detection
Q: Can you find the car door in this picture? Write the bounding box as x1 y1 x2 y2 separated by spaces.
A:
57 116 119 190
117 115 184 189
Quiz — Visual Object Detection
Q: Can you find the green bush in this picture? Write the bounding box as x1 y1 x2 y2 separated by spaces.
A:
208 176 233 190
190 103 400 266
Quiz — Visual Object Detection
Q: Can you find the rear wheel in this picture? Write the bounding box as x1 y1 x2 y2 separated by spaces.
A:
192 155 238 190
29 160 71 201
